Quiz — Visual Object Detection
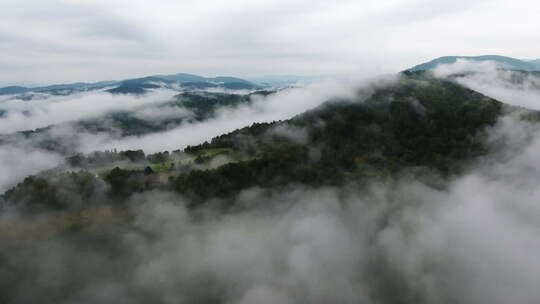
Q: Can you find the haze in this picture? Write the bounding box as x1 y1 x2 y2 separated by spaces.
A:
1 0 540 85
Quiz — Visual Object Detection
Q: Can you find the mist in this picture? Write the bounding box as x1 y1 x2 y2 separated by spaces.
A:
3 112 540 304
3 0 540 302
2 69 540 303
77 80 358 153
0 89 178 134
0 80 356 191
124 115 540 304
433 59 540 110
0 145 61 192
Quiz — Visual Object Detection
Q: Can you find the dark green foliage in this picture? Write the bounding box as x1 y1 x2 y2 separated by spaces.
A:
106 77 163 94
176 144 313 203
104 167 146 198
147 151 170 164
66 150 122 167
120 150 146 162
2 171 104 212
144 166 154 175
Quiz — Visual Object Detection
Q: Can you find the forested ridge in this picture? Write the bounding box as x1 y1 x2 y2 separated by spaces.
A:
1 73 506 212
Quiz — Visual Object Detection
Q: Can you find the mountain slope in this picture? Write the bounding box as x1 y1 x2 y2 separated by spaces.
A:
0 86 31 95
407 55 540 72
176 73 503 202
2 73 506 212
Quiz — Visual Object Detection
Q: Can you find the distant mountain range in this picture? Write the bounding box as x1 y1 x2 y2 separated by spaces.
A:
0 73 264 96
407 55 540 72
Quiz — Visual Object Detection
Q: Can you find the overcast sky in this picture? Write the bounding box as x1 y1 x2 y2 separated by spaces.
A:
1 0 539 85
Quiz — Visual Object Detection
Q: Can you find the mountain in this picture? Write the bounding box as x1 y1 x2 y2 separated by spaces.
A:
0 81 119 96
153 73 208 82
407 55 540 72
153 74 254 85
105 76 164 94
2 72 506 212
0 73 263 96
106 74 263 94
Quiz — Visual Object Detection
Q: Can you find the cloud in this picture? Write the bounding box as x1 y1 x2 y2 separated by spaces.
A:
266 123 309 144
84 80 359 153
132 106 193 122
432 60 540 110
5 113 540 303
0 145 62 192
0 89 178 134
118 115 540 304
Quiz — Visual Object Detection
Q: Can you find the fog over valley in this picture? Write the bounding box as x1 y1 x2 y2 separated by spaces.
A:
1 1 540 303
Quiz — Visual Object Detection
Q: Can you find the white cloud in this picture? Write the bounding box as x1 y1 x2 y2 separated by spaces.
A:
0 89 178 133
84 80 358 153
0 146 62 192
432 60 540 110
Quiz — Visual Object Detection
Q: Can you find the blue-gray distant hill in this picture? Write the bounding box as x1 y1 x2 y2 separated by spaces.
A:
407 55 540 72
0 73 263 96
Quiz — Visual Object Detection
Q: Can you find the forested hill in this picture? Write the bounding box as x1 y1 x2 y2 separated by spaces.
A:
1 72 508 213
178 72 502 200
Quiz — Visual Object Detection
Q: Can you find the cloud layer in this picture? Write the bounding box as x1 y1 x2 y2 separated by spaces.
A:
0 89 178 134
433 59 540 110
88 80 357 153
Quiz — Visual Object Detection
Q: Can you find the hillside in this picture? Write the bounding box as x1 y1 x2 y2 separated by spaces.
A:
1 72 505 212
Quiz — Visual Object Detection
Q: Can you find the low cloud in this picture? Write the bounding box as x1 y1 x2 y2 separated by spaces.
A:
85 80 359 153
4 114 540 303
96 116 540 303
0 89 178 134
0 79 361 194
132 106 193 122
0 145 61 192
266 123 309 144
433 59 540 110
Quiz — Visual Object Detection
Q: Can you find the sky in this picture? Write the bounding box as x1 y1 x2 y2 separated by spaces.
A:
1 0 540 85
